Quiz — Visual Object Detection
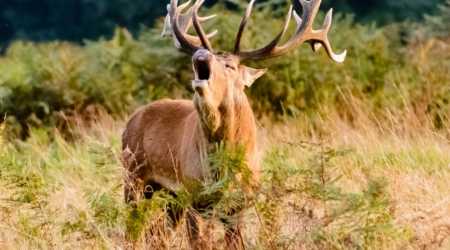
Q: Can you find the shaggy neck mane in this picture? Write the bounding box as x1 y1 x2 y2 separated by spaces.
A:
195 89 255 145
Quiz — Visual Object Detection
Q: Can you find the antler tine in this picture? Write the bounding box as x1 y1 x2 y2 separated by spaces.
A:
175 0 217 39
165 0 217 53
169 0 201 53
288 1 347 63
314 8 347 62
237 5 293 60
192 0 214 51
237 0 347 63
162 1 190 37
234 0 256 54
198 14 217 22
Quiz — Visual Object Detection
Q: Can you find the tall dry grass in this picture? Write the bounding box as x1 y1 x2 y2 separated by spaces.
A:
1 91 449 249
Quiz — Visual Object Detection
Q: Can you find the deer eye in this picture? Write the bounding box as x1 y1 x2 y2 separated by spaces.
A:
225 64 236 70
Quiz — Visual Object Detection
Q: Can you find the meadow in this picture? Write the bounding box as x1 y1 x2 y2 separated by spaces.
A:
1 1 450 249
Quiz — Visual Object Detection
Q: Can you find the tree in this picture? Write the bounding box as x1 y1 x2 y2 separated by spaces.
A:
0 0 444 45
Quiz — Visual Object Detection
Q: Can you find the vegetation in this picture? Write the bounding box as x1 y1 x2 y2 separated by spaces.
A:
0 0 167 43
0 0 444 44
425 0 450 38
0 26 190 137
1 1 450 249
1 3 449 137
1 108 449 249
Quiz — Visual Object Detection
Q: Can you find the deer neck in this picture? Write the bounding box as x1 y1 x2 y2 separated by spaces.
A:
194 89 255 145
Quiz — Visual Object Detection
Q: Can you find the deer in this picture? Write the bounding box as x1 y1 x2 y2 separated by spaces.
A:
122 0 346 249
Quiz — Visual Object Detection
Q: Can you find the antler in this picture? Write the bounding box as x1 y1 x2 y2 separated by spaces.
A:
163 0 217 53
235 0 347 63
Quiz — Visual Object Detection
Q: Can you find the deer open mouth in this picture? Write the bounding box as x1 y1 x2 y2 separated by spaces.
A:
192 51 212 95
193 49 211 83
192 60 210 95
193 59 211 81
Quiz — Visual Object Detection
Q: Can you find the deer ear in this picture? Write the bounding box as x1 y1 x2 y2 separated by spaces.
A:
240 66 267 87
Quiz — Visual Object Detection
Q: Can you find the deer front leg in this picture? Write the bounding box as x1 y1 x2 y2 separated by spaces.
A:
186 210 201 250
221 205 246 250
123 173 145 204
124 180 135 204
186 210 209 250
224 221 244 250
122 147 146 204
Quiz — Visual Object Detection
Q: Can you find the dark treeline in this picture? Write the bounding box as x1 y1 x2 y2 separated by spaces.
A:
0 0 444 44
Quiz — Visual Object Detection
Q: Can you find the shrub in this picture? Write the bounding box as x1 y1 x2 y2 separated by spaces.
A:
0 27 191 136
424 0 450 38
255 143 407 249
1 3 449 136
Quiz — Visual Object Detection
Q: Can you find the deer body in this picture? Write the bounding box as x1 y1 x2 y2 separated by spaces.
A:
123 0 346 249
122 86 259 198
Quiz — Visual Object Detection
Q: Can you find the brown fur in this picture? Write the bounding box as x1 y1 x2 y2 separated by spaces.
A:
122 95 258 197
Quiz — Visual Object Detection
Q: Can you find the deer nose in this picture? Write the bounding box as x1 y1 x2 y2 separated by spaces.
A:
193 49 212 62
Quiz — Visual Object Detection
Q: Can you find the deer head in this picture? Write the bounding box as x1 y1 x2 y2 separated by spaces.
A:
165 0 346 137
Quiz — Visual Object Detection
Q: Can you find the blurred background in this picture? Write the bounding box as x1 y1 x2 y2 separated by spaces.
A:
0 0 445 44
0 0 449 137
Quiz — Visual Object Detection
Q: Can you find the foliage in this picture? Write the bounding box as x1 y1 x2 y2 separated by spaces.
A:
0 122 125 249
125 191 177 242
5 117 443 248
0 0 444 46
256 143 406 249
325 0 443 24
3 3 450 137
0 27 191 136
425 0 450 38
0 0 167 43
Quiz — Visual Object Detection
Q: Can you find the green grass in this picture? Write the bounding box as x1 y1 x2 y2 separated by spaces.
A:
1 112 449 249
0 119 124 249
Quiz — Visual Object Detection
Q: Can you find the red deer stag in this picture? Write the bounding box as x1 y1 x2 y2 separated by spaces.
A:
122 0 346 248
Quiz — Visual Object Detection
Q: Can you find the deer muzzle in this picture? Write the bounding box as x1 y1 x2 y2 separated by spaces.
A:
192 49 212 95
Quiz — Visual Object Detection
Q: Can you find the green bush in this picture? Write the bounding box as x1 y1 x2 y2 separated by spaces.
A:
256 143 407 249
0 27 191 136
1 4 449 135
425 0 450 38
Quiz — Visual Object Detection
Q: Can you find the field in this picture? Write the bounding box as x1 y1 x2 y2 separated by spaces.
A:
1 1 450 249
1 103 450 249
